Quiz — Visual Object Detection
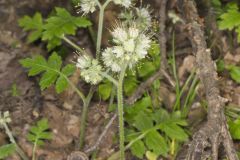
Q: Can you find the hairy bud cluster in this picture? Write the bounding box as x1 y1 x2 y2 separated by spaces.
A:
113 0 131 8
76 55 102 84
120 6 152 30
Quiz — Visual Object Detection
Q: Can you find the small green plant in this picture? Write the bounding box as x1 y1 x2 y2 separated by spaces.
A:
216 59 240 84
226 65 240 83
0 111 28 160
218 2 240 42
11 83 20 97
27 118 52 160
124 97 188 159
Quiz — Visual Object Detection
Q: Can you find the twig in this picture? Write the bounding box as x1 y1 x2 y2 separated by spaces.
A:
85 113 117 153
176 0 238 159
158 0 168 69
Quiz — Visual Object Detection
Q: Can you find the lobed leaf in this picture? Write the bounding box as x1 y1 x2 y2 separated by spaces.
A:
20 52 76 93
130 140 145 159
145 130 168 157
0 144 16 159
27 118 52 147
18 12 43 43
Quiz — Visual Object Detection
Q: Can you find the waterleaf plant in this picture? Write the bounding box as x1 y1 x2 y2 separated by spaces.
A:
19 0 157 159
27 118 52 160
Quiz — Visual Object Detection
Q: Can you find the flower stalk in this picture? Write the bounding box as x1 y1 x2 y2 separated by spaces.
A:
117 64 127 160
96 0 112 60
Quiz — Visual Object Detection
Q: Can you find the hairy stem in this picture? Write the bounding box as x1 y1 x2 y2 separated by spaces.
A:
96 0 112 59
78 0 112 149
32 142 37 160
79 87 94 149
117 65 127 160
3 123 29 160
61 35 86 54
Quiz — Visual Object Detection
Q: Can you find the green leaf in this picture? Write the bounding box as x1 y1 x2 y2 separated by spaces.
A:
160 122 188 141
55 64 76 93
124 76 138 96
130 140 145 159
228 65 240 83
218 3 240 30
18 12 44 43
98 80 113 100
148 41 160 57
27 118 52 147
229 119 240 140
125 96 152 123
138 61 156 78
20 55 47 76
216 59 225 72
134 111 153 131
152 109 170 124
20 52 75 93
145 130 168 156
42 7 92 50
0 144 16 159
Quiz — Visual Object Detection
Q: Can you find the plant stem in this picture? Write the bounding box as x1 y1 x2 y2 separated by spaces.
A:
3 123 29 160
79 87 94 149
96 8 104 59
32 142 37 160
117 65 127 160
173 70 195 110
61 35 86 54
171 31 180 110
182 76 198 117
100 72 118 86
96 0 112 60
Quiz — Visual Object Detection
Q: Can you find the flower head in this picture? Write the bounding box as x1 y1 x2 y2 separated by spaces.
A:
113 0 131 8
76 55 102 84
77 0 98 14
0 111 11 126
102 24 151 72
136 7 151 30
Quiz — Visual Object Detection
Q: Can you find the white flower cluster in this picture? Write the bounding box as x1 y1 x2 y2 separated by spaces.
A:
78 0 132 14
76 55 103 84
113 0 131 8
102 25 151 72
0 111 11 126
77 0 97 14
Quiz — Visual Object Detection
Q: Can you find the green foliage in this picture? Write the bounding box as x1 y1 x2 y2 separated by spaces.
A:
18 7 92 50
98 80 113 100
229 118 240 140
20 52 76 93
18 12 44 43
227 65 240 83
218 3 240 42
0 144 16 159
125 96 188 159
11 83 20 97
27 118 52 146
